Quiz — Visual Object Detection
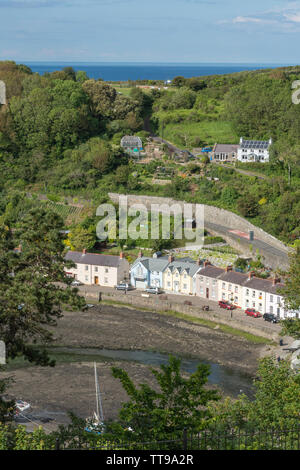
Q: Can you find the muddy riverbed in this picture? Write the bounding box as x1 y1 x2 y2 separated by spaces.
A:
3 304 269 431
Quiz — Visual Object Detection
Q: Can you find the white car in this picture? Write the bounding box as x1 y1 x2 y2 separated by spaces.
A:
71 280 82 286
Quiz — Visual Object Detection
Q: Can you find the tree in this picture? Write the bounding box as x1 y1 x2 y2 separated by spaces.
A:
67 226 96 251
0 207 85 419
111 355 220 441
208 357 300 432
280 248 300 312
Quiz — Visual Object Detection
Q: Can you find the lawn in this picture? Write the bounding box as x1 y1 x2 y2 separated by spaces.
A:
161 120 239 148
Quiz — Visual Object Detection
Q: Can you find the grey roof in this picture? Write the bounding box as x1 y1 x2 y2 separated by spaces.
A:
121 135 143 148
197 265 225 279
165 259 201 277
132 256 170 273
65 251 123 267
218 271 248 286
214 144 239 154
243 277 283 294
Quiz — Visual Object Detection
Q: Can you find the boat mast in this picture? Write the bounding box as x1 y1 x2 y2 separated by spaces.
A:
94 362 104 422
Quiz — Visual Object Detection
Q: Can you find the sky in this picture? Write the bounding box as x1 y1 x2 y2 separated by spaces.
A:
0 0 300 63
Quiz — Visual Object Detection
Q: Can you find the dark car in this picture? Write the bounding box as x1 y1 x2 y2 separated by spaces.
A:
245 308 262 318
218 300 235 310
263 313 279 323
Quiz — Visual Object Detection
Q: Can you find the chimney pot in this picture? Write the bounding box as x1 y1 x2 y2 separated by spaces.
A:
120 252 125 259
168 255 174 263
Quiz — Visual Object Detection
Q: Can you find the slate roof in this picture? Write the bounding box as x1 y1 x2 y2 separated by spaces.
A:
218 271 248 286
214 144 239 154
65 251 123 267
165 259 202 277
197 265 225 279
131 256 170 273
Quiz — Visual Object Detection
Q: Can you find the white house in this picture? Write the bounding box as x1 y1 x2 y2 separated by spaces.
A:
65 250 130 287
237 138 272 163
265 280 300 319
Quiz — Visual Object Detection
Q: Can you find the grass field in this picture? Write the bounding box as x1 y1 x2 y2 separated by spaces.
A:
161 120 239 148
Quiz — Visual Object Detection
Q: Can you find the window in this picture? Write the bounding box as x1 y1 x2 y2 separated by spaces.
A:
167 282 171 287
183 284 187 290
105 268 109 274
200 287 204 294
85 275 88 281
222 283 226 290
235 286 238 293
74 264 77 269
246 300 249 307
222 293 226 300
246 289 249 296
212 290 216 298
259 303 262 311
95 267 98 272
85 266 89 271
199 276 203 282
168 271 171 277
270 305 273 314
234 296 238 304
252 302 256 308
104 277 108 284
229 284 232 291
270 295 273 303
252 291 256 298
184 274 187 279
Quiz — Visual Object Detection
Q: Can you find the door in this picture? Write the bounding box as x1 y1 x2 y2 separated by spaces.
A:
94 276 99 285
206 288 209 299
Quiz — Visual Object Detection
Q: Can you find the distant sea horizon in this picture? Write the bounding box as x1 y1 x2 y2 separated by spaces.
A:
21 61 296 82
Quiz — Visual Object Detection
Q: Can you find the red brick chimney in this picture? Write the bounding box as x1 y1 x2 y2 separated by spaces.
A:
226 265 233 273
272 277 281 286
168 255 174 263
82 248 87 255
248 271 254 280
120 252 125 259
204 260 211 268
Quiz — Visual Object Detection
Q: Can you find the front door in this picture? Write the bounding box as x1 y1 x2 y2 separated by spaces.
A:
94 276 99 285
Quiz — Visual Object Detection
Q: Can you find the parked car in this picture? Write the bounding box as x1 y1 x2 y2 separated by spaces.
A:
145 287 163 295
263 313 279 323
115 283 133 291
245 308 262 318
71 280 82 287
218 300 235 310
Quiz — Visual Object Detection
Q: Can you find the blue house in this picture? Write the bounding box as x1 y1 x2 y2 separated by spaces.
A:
130 253 170 290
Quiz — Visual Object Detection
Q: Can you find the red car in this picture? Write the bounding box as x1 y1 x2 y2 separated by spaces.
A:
218 300 235 310
245 308 262 318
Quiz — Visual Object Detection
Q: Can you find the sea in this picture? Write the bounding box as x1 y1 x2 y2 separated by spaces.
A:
22 62 290 82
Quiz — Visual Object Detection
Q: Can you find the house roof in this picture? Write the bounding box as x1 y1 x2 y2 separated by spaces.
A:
218 270 248 286
240 139 270 150
65 251 123 268
131 256 170 273
197 265 225 279
214 144 239 154
166 259 201 277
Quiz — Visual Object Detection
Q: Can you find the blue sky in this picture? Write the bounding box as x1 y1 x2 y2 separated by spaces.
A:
0 0 300 63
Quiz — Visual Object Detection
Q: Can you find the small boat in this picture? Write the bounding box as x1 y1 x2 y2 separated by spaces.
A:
85 362 105 435
15 400 31 413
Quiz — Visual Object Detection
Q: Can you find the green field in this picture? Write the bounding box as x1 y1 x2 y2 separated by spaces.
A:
161 120 239 148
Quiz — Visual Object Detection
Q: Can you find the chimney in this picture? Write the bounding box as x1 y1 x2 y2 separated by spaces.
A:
226 265 233 273
248 271 254 280
197 258 202 266
204 260 211 268
272 277 280 286
168 255 174 263
138 251 143 258
82 248 87 255
120 252 125 259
